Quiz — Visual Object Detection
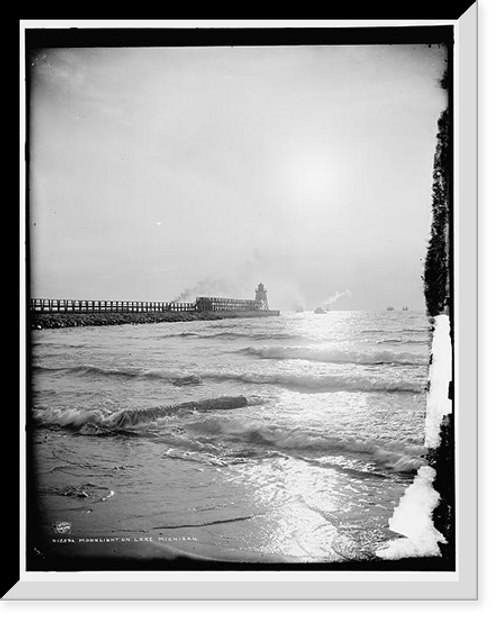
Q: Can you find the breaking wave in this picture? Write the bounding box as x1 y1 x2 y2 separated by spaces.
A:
361 328 429 335
187 416 427 473
33 407 107 431
161 330 303 342
33 364 424 393
241 345 427 366
376 338 429 345
32 364 193 382
32 396 254 432
219 372 424 393
33 364 152 379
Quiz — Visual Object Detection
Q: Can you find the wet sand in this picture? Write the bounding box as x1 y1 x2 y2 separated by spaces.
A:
30 531 453 572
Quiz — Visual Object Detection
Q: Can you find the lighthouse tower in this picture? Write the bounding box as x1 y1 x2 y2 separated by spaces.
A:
254 282 269 311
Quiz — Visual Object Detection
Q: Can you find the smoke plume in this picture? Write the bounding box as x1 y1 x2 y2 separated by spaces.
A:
321 289 352 310
172 277 245 303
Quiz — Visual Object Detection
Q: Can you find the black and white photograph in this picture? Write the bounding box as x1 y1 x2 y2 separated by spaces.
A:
15 15 478 598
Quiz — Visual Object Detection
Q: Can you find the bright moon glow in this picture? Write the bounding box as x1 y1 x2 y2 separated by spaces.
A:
283 148 342 212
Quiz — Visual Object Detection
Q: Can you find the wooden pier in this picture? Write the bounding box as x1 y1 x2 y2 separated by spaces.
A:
29 286 279 328
30 296 280 315
30 298 196 314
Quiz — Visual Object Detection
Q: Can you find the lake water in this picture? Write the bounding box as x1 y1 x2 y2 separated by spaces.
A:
28 310 431 567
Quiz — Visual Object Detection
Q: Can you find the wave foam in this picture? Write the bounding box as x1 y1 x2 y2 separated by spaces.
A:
242 345 427 366
33 407 105 429
107 396 249 429
33 365 200 383
33 364 425 394
33 364 151 379
162 330 302 342
376 338 429 345
33 396 251 432
205 370 424 394
188 417 426 473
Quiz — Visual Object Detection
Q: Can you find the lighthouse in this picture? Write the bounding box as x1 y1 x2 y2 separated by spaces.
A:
254 282 269 311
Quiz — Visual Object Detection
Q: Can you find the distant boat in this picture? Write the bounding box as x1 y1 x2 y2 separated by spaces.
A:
295 306 305 313
402 305 409 311
386 306 394 311
314 307 327 314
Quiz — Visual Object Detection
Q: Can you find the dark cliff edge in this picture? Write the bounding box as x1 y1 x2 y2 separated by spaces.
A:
422 97 455 568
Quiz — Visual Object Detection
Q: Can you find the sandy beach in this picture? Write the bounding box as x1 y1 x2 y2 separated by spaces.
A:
33 530 453 572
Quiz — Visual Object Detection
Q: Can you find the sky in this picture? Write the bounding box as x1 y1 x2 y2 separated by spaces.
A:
27 41 448 311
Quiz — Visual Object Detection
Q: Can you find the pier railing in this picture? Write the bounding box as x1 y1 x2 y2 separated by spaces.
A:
30 298 196 313
30 297 280 316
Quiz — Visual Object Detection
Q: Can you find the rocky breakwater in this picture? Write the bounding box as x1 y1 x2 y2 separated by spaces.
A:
30 311 249 330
